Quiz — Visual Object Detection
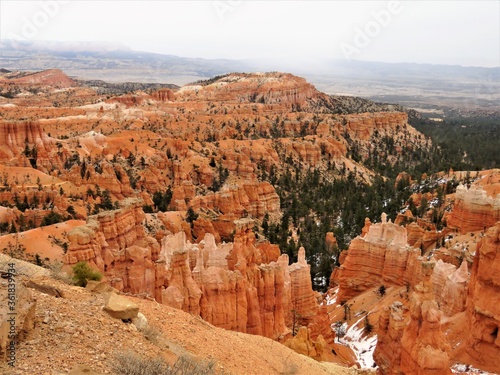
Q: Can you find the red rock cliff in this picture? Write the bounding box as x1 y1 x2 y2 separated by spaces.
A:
375 262 452 375
64 198 160 296
464 222 500 373
337 213 422 301
448 184 500 234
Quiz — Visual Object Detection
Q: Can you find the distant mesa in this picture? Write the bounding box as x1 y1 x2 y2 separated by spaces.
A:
3 68 76 88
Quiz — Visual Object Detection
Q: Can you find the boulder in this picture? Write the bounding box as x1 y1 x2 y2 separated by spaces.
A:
131 312 148 331
103 292 139 320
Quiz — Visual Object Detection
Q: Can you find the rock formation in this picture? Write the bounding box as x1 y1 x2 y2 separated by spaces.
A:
64 198 160 297
176 73 319 107
400 262 452 375
64 202 329 342
187 181 280 218
337 214 422 301
448 184 500 234
159 231 202 315
284 327 328 361
432 260 469 317
374 301 409 374
464 222 500 372
0 121 54 169
375 262 452 375
9 69 76 88
289 247 318 326
151 88 175 102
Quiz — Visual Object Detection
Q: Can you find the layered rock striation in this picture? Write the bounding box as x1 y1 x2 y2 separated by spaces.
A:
399 262 452 375
64 198 160 297
448 184 500 234
64 203 328 341
337 214 422 301
464 222 500 372
375 262 452 375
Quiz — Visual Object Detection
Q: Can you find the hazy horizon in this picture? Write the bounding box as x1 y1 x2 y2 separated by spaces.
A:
1 0 499 69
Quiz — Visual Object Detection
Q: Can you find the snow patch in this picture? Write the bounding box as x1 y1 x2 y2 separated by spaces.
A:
451 363 490 374
337 316 378 369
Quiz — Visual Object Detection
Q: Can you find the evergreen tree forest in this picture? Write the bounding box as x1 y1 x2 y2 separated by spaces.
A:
257 113 499 291
410 115 500 171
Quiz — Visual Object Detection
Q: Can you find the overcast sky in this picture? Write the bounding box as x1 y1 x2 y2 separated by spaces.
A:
1 0 499 67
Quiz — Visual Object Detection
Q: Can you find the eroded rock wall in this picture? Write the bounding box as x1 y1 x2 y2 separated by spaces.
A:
465 222 500 372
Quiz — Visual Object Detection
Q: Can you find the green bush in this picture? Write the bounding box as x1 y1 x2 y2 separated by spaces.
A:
72 261 102 287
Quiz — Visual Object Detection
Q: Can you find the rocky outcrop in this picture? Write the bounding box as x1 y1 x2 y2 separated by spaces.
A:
375 263 452 375
0 121 54 169
400 262 452 375
465 222 500 372
405 220 441 252
151 88 175 102
195 219 290 338
337 214 422 301
346 112 409 141
65 203 327 342
289 247 318 326
284 327 328 361
432 260 469 317
10 69 76 88
159 221 329 341
64 198 160 297
448 184 500 234
374 301 409 374
188 181 280 219
176 72 319 107
159 232 202 315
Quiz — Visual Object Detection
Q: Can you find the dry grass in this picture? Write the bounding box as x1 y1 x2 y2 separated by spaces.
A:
140 324 162 344
113 350 222 375
112 350 171 375
48 260 73 284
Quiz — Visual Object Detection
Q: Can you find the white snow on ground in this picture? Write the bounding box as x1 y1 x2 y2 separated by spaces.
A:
451 364 491 374
337 316 378 369
326 287 338 306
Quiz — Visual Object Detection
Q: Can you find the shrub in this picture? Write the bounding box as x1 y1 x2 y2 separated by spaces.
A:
378 285 386 297
72 261 102 287
185 208 198 227
41 211 65 226
334 321 346 341
113 351 220 375
141 324 161 344
113 351 171 375
364 315 374 334
172 355 216 375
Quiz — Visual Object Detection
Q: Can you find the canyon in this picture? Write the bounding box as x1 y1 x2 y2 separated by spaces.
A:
0 68 498 374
